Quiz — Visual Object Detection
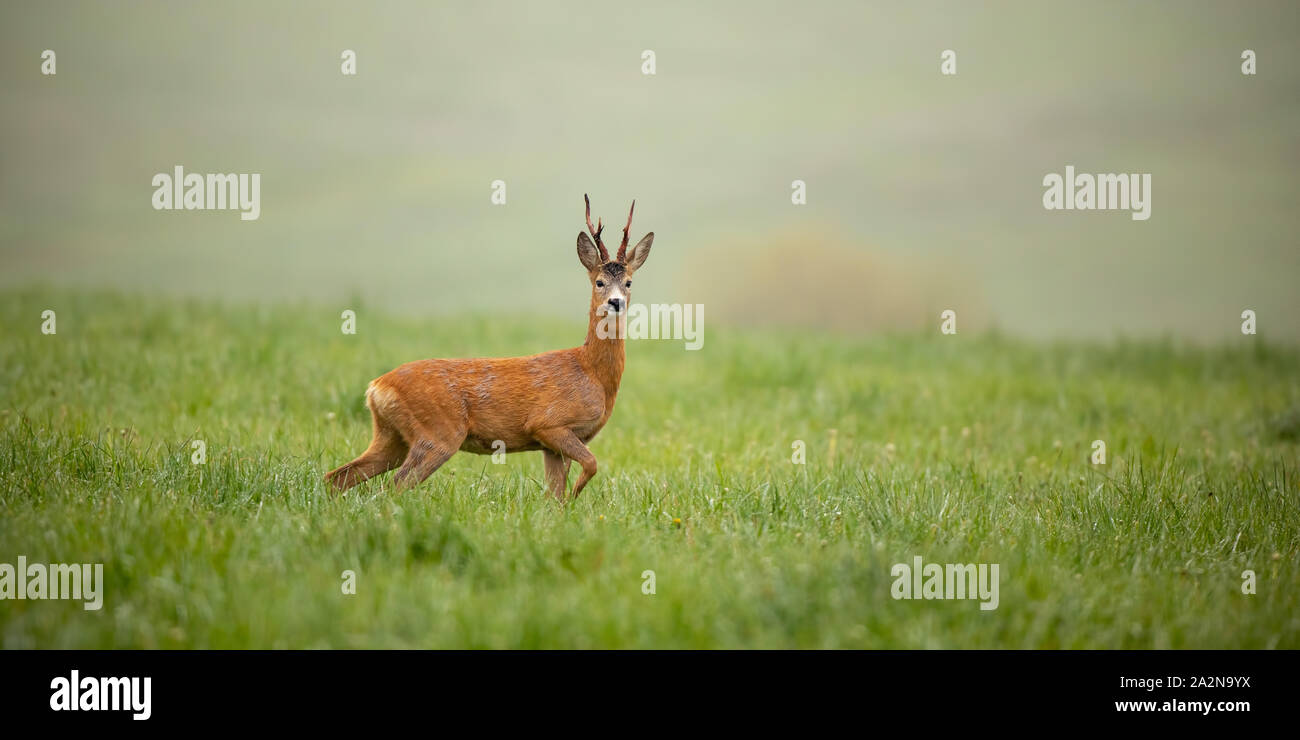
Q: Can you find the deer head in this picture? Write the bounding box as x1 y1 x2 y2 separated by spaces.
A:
577 194 653 317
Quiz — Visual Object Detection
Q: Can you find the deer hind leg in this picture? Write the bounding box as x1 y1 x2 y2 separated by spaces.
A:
325 409 409 491
392 433 463 491
534 428 597 500
542 449 572 501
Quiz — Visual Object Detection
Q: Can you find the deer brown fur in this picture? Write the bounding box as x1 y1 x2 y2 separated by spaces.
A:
325 195 653 500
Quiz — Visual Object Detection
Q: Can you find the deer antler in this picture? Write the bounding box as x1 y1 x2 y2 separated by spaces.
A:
584 194 609 262
617 200 636 262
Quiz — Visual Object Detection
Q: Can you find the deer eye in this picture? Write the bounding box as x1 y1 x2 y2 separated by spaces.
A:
625 281 632 288
595 280 605 288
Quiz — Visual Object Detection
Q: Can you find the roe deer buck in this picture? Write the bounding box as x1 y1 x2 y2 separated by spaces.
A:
325 195 653 500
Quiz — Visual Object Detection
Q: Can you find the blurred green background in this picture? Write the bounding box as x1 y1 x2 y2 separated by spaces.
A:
2 0 1297 340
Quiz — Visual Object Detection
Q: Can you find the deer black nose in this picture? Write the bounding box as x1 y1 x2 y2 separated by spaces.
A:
607 297 623 312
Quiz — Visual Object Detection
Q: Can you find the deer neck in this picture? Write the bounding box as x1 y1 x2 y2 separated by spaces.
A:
581 303 626 394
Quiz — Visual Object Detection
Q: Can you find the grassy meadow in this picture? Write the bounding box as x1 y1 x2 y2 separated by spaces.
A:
1 289 1296 648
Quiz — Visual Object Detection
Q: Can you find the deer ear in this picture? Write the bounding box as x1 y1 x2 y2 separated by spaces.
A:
626 232 653 273
577 232 602 271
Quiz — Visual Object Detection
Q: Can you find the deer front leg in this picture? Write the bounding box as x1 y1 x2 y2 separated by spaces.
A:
534 428 597 500
542 449 571 501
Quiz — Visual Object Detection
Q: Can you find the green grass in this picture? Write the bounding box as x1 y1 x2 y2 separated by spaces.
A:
1 289 1297 648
